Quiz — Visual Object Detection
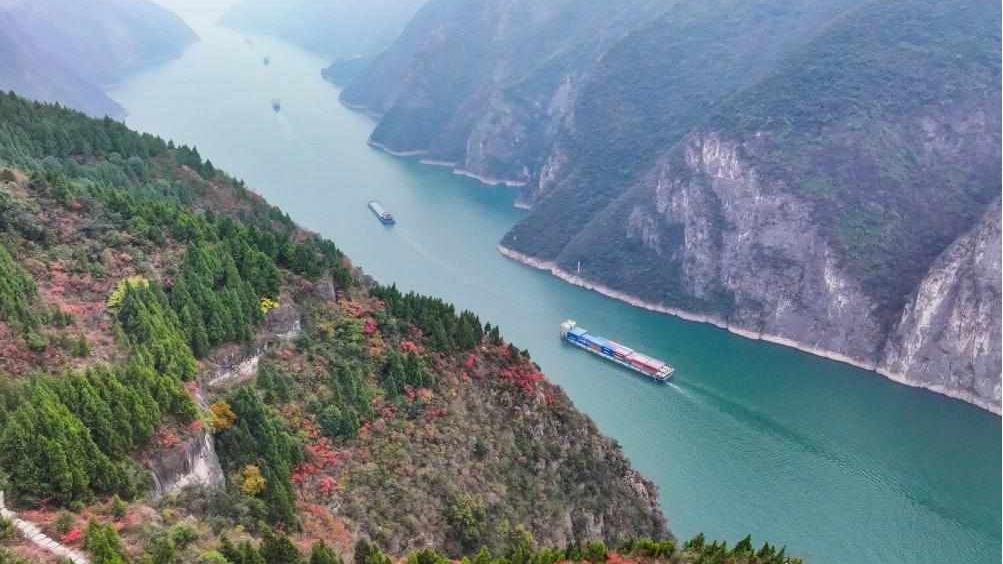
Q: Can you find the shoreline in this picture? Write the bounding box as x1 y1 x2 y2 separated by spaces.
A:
497 244 1001 415
366 136 529 187
339 99 384 119
451 168 528 187
419 158 458 167
369 140 525 186
366 139 428 158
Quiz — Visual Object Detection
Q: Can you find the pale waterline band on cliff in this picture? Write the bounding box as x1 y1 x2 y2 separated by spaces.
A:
367 139 529 187
499 245 1001 414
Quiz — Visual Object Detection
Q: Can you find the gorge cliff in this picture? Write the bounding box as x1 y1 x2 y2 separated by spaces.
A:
340 0 1002 413
0 0 196 118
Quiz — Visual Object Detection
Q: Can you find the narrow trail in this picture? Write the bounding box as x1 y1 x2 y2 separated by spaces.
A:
0 491 89 564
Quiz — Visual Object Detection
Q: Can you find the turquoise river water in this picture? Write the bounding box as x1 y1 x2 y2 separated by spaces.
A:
111 16 1000 564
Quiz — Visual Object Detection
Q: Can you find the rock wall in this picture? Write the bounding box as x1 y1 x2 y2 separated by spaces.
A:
148 429 225 499
879 200 1002 412
622 133 886 363
504 127 1001 412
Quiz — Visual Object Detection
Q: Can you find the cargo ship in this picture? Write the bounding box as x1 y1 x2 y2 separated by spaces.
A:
560 320 673 382
368 200 395 225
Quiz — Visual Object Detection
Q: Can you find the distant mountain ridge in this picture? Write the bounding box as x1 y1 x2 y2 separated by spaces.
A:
0 0 196 117
221 0 426 60
340 0 1002 412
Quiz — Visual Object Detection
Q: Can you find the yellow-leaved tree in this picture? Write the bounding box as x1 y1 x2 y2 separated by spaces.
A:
106 275 149 310
240 464 266 496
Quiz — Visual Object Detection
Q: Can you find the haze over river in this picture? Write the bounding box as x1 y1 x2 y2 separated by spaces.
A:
112 14 1000 564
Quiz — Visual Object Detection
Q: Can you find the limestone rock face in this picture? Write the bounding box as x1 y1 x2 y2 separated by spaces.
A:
880 200 1002 412
617 133 886 364
148 429 225 499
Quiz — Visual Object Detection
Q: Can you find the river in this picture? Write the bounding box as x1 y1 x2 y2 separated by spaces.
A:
111 17 1000 564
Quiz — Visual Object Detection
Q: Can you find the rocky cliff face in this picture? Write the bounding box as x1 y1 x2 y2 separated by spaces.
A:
148 429 225 499
880 200 1002 412
608 132 887 364
341 0 671 184
544 119 1001 411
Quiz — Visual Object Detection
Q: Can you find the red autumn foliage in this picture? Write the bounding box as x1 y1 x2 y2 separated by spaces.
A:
304 439 339 468
291 464 317 485
318 476 336 495
497 363 545 393
379 404 397 420
404 387 433 403
400 340 420 354
606 553 639 564
424 407 448 421
464 353 477 369
154 429 181 448
61 528 83 544
362 318 377 335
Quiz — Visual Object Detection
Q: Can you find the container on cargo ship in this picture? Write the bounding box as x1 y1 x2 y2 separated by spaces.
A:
559 320 673 382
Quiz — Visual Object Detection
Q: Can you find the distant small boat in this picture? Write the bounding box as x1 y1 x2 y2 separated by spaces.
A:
368 201 395 225
271 99 281 112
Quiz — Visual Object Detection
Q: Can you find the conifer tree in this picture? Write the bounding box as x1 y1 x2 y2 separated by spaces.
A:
84 520 126 564
310 541 343 564
260 529 302 564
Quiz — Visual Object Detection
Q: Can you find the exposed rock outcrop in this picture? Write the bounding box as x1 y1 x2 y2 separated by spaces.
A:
341 0 671 186
879 200 1002 412
148 430 225 499
557 131 887 366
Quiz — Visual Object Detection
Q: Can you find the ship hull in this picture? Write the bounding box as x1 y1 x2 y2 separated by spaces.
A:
368 201 396 225
562 333 673 382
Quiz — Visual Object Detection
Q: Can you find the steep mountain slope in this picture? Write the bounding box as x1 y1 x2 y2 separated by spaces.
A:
0 94 801 564
0 0 196 117
221 0 426 60
340 0 673 184
879 199 1001 411
344 0 1002 412
0 14 121 118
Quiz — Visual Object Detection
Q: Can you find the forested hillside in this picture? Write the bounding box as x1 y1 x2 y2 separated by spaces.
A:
0 0 196 118
341 0 1002 412
0 94 801 563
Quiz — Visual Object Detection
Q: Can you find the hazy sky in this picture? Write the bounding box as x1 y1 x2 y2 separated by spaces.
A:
151 0 238 24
